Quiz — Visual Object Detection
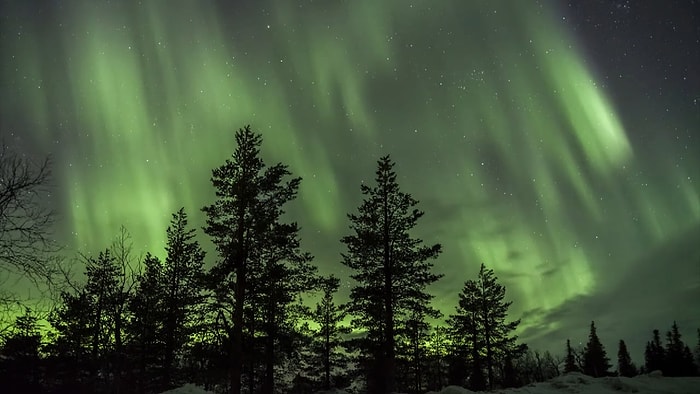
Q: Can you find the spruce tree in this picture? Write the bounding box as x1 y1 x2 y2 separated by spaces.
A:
582 321 611 377
617 339 637 377
48 243 134 391
681 345 698 376
424 325 449 391
446 263 522 389
396 300 438 393
46 289 94 391
564 339 578 373
84 249 122 383
128 253 166 392
256 221 316 394
308 275 350 390
663 321 697 376
644 329 665 373
161 208 206 388
341 155 442 394
0 308 43 391
664 322 683 376
202 125 309 394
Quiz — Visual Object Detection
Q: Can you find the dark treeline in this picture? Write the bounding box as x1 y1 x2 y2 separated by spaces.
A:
1 126 699 393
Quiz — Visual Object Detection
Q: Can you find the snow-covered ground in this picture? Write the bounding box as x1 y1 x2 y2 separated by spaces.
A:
162 372 700 394
426 372 700 394
161 383 215 394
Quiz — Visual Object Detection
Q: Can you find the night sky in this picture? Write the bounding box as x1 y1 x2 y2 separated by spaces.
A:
1 0 699 361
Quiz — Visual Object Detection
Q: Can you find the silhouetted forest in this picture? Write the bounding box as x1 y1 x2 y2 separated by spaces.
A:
1 126 699 393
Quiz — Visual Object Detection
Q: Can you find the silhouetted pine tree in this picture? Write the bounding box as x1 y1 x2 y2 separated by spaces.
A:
84 249 126 386
564 339 578 373
128 253 165 393
255 222 316 394
617 339 637 377
45 290 94 391
501 350 519 388
161 208 206 389
424 325 449 391
202 125 309 394
664 322 683 376
644 329 665 373
48 239 137 393
341 155 442 394
308 275 350 390
0 308 43 391
396 300 438 394
582 321 611 377
447 264 522 390
681 345 697 376
663 321 697 376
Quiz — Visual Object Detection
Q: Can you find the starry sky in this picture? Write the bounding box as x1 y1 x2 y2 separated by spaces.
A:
1 0 699 361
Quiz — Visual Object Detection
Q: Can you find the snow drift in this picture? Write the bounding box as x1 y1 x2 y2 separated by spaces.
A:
161 371 700 394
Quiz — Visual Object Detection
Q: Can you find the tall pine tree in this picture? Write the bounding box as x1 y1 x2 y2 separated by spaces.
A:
663 321 697 376
49 240 136 393
341 155 442 394
582 321 611 377
202 125 309 394
0 308 43 391
617 339 637 377
308 275 350 391
161 208 206 388
644 329 665 373
395 300 437 394
128 253 166 392
446 263 522 390
564 339 578 373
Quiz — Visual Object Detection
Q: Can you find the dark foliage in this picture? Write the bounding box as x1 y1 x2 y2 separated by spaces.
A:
644 329 665 373
0 308 43 391
341 155 442 394
663 321 697 377
617 339 637 377
582 321 611 377
305 275 351 391
446 263 523 390
5 126 699 393
564 339 578 373
202 125 315 394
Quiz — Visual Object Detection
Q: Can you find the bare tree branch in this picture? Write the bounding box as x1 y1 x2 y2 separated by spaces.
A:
0 143 60 286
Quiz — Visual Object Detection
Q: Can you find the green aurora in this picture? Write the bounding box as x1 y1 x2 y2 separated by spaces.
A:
2 0 698 356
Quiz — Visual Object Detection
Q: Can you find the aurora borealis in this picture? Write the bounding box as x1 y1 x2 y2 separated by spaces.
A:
1 0 698 361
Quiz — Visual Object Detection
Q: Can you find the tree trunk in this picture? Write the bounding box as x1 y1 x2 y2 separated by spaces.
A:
163 313 175 389
486 332 492 389
231 261 245 394
263 335 274 394
262 302 275 394
324 321 331 390
245 303 256 394
114 307 123 393
382 191 395 394
163 274 178 389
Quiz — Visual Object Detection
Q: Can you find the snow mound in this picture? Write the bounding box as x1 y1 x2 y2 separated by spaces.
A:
426 386 476 394
160 383 213 394
425 373 700 394
162 374 700 394
496 373 700 394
